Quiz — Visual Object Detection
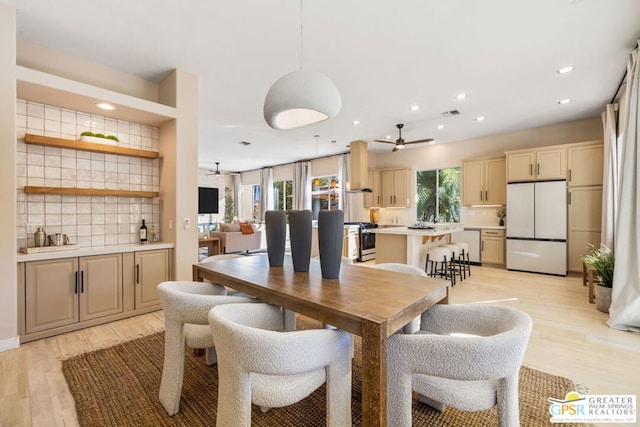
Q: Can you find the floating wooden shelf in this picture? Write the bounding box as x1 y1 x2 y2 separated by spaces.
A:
24 186 159 198
24 134 159 159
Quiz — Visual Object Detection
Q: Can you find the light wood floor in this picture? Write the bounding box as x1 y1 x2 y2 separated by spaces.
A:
1 265 638 427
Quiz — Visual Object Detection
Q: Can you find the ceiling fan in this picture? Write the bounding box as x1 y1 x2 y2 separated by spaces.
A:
205 162 221 176
374 124 434 152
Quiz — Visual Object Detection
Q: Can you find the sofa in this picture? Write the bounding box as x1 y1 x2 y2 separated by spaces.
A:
209 223 262 254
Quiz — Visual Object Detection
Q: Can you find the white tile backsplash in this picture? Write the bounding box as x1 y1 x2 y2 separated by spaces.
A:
16 99 160 249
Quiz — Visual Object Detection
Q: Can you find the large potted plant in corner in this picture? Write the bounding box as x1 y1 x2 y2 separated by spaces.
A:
582 244 614 313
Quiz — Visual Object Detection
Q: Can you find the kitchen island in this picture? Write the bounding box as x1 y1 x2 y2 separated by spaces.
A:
371 225 463 269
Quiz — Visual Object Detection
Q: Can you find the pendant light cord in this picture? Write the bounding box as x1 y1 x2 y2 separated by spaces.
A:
298 0 303 70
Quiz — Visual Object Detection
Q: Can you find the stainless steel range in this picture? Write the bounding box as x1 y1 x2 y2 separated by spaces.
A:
345 222 378 262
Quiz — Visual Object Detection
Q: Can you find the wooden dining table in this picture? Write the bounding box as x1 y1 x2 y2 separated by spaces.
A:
193 255 450 426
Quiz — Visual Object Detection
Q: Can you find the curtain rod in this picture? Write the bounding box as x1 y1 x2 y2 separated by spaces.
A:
238 150 350 175
610 69 627 104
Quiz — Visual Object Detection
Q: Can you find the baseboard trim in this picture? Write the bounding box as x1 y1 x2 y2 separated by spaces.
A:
0 336 20 352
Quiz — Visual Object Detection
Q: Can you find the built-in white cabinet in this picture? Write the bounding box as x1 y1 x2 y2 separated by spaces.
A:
462 157 506 205
381 169 411 208
19 247 171 342
506 147 566 182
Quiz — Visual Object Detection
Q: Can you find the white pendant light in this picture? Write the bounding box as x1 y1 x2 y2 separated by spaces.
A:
263 0 341 130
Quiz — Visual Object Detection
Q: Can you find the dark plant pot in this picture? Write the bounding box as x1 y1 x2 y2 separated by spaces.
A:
595 283 612 314
265 210 286 267
289 210 312 272
318 210 344 279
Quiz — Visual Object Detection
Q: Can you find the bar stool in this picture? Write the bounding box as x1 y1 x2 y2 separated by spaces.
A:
425 246 454 285
450 241 471 279
442 244 464 285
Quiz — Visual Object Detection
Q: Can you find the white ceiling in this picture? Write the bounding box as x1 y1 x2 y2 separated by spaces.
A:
4 0 640 173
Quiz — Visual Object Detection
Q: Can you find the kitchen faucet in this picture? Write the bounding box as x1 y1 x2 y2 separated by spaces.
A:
423 206 436 223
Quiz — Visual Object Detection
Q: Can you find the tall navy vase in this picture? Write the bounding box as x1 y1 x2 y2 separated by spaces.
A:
289 210 312 272
318 210 344 279
265 210 286 267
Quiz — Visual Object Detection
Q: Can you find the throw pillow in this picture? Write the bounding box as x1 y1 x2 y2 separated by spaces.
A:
239 223 254 235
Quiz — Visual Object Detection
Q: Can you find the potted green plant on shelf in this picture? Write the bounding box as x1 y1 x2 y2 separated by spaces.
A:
496 206 506 226
582 244 615 313
80 131 120 144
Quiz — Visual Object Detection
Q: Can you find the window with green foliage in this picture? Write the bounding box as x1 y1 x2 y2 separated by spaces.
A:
273 180 293 216
416 167 461 223
311 175 340 220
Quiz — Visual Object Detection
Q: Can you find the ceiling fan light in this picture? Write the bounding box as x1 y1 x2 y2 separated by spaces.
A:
263 70 342 130
395 144 405 150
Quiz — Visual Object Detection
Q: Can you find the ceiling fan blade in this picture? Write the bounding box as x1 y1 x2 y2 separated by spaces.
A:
374 140 397 144
405 138 434 144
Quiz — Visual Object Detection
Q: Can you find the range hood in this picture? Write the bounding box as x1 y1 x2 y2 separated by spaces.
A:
347 140 373 193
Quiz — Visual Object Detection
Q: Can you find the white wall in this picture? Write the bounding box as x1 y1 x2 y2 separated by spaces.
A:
0 4 17 350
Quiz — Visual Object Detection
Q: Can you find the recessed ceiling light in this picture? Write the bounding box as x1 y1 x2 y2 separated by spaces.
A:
475 116 485 122
558 98 572 104
410 105 420 111
385 135 392 139
352 120 360 125
429 140 436 145
557 66 574 74
96 102 115 111
456 93 467 100
437 124 446 130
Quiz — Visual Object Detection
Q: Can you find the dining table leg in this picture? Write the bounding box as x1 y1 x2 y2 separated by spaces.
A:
361 314 388 427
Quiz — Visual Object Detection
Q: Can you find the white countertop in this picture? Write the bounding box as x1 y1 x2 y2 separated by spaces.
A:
371 225 464 237
17 242 174 262
459 225 505 230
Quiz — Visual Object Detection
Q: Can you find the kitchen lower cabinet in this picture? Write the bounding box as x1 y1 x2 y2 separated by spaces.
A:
134 249 168 309
25 254 122 334
481 229 505 265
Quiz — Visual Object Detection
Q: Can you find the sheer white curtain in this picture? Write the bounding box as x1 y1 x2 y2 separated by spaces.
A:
260 167 274 221
338 153 353 221
233 174 242 221
609 41 640 332
293 161 311 210
601 104 619 249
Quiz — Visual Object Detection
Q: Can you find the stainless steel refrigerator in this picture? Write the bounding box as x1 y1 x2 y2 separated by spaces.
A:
506 180 567 276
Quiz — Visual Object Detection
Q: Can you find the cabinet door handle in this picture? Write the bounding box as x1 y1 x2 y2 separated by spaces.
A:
377 195 380 204
485 190 488 201
530 164 533 176
480 191 483 201
569 169 572 182
482 240 485 251
568 191 571 204
136 264 140 284
390 196 393 205
75 271 78 294
537 163 540 175
80 270 84 293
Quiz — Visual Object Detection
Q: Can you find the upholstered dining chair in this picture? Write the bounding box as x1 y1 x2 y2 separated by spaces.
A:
157 281 257 416
373 263 429 334
387 304 533 427
208 302 353 427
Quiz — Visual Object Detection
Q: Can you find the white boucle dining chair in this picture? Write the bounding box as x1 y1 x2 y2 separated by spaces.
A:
157 281 257 416
373 263 429 334
386 304 532 427
208 302 353 427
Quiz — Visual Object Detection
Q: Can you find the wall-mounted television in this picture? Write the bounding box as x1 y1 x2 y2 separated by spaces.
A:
198 187 219 214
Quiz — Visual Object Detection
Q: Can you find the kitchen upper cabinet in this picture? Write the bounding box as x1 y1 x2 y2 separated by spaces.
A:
481 229 505 265
24 254 122 334
134 249 169 309
568 143 604 187
363 169 382 208
381 169 410 208
506 147 566 182
462 157 506 205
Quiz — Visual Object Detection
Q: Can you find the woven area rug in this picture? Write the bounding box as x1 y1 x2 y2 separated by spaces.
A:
62 317 585 426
